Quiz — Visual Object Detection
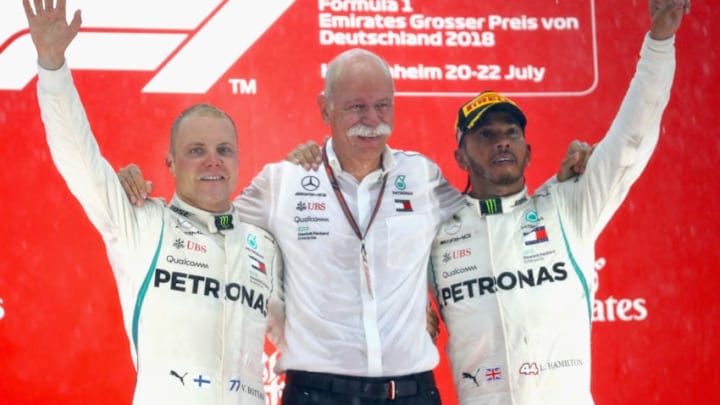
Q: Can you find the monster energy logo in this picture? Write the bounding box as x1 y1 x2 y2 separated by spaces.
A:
479 198 502 215
214 215 234 230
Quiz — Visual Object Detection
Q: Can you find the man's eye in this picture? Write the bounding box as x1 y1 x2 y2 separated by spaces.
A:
218 146 235 156
348 104 365 112
190 147 204 155
375 102 391 112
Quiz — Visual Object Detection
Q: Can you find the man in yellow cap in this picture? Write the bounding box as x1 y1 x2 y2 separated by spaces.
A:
429 0 689 403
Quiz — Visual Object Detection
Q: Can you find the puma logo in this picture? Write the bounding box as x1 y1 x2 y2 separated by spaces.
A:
170 370 188 385
462 369 481 387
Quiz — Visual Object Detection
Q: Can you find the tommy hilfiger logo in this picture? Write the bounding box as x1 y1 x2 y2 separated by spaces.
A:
523 226 549 245
250 256 267 274
394 199 413 212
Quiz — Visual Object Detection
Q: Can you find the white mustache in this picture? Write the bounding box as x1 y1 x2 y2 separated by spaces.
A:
347 123 392 138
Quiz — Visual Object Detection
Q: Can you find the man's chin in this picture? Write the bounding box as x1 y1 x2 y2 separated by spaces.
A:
495 173 523 186
197 189 232 205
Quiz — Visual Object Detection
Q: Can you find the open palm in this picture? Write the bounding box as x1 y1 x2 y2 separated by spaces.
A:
22 0 82 69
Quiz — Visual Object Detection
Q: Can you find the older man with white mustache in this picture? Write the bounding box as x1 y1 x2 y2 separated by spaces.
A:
233 48 466 404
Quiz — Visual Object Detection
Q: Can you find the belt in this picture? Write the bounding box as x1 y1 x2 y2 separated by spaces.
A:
285 370 436 400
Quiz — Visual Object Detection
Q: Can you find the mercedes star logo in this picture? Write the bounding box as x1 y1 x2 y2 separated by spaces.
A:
301 176 320 191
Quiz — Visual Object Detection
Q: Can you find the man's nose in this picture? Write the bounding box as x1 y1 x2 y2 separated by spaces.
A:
361 104 388 125
205 151 224 165
361 110 382 126
494 136 512 149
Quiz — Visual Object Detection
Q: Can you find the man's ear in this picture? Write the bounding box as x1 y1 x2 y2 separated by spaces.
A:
454 148 469 171
527 143 532 164
165 152 174 173
318 94 331 124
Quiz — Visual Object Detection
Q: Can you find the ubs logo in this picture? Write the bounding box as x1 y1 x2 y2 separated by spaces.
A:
301 176 320 191
296 201 326 211
442 248 472 263
173 238 207 253
452 248 472 258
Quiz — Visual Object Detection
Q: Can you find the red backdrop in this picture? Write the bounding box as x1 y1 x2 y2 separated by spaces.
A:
1 1 717 403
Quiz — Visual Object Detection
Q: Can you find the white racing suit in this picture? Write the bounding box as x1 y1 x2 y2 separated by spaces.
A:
429 34 675 404
37 64 281 404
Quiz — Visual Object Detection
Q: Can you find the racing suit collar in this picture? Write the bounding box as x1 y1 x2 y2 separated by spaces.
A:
170 195 234 234
466 186 529 216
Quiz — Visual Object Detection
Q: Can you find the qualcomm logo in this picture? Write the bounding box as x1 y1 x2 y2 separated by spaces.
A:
0 0 295 93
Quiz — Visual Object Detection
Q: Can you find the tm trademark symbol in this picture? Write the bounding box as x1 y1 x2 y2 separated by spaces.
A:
228 78 257 95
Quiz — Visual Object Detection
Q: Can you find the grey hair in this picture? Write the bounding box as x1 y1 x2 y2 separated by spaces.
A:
323 48 395 108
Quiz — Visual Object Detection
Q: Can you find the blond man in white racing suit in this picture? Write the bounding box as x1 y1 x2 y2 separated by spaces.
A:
25 1 282 403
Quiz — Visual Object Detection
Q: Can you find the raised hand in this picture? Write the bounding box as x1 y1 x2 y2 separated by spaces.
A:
649 0 689 40
22 0 82 70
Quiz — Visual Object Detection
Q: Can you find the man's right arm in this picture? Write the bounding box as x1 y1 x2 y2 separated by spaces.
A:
38 60 151 237
29 1 148 237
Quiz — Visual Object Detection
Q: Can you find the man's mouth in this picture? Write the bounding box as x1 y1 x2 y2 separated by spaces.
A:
200 175 225 181
492 154 516 165
357 135 383 141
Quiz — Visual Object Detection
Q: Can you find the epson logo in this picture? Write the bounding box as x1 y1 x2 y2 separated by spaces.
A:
0 0 295 93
